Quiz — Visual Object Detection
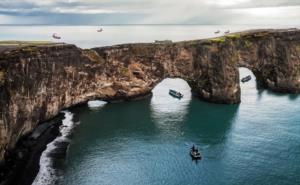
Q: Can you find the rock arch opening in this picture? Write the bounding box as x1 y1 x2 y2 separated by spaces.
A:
1 29 300 162
150 78 192 133
151 78 192 114
238 67 260 102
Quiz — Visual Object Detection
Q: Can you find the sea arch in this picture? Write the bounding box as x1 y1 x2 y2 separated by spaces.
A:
1 29 300 161
94 29 300 104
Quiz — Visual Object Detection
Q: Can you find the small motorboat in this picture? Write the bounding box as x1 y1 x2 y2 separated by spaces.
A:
169 89 183 99
224 30 230 34
214 30 220 34
241 75 251 83
190 145 202 160
52 33 61 39
97 28 103 32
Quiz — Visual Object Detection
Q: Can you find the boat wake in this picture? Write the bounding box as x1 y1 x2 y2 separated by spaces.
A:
32 111 77 185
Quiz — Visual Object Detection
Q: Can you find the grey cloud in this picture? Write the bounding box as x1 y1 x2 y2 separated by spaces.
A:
0 0 300 25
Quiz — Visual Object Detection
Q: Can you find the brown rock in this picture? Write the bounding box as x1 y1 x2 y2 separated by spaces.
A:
0 29 300 162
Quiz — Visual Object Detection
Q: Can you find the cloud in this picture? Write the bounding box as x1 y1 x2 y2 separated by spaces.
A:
0 0 300 25
205 0 252 7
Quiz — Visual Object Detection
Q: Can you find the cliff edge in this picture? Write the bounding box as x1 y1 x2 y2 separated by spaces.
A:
0 29 300 162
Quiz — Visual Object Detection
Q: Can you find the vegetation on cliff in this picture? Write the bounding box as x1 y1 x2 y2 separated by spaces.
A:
0 41 52 46
0 29 300 166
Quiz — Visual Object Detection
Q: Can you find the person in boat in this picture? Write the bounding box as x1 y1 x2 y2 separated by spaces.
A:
190 146 201 159
191 145 195 151
191 145 199 153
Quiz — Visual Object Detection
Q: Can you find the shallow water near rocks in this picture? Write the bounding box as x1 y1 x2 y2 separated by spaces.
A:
57 68 300 185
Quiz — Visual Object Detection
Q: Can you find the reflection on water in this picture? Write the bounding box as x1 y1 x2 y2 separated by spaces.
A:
58 68 300 185
185 101 238 147
87 100 107 110
150 78 191 135
239 67 258 102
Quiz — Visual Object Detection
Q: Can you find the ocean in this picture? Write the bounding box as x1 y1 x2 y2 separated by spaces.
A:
1 25 300 185
57 69 300 185
1 25 299 48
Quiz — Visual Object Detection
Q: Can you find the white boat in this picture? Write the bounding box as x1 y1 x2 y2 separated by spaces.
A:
52 33 61 39
169 89 183 99
97 28 103 32
190 145 202 160
241 75 251 83
224 30 230 34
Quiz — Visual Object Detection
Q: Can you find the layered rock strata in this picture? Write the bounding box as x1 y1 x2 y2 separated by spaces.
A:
0 29 300 162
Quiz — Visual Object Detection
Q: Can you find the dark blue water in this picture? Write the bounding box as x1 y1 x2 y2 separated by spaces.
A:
59 68 300 185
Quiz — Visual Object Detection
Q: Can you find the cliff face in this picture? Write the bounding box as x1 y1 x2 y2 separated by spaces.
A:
93 39 240 104
236 30 300 92
0 29 300 161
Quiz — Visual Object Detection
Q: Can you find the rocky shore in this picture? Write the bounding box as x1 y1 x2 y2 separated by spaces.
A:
0 29 300 184
0 113 64 185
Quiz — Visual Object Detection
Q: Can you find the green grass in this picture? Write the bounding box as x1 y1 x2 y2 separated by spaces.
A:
209 33 241 43
210 37 226 43
225 33 241 39
0 40 52 46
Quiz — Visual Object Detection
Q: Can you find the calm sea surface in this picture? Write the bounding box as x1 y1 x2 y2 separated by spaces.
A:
1 25 300 185
60 69 300 185
1 25 300 48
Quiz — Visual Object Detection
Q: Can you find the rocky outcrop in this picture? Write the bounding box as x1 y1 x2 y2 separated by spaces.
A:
236 29 300 93
0 29 300 162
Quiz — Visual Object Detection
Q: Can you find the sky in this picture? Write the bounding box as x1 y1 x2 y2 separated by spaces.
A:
0 0 300 25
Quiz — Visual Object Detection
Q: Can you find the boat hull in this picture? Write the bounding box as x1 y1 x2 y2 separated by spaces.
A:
190 151 201 160
241 75 251 83
169 90 183 99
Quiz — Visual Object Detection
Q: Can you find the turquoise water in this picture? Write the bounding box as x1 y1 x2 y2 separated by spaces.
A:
59 68 300 185
2 25 298 185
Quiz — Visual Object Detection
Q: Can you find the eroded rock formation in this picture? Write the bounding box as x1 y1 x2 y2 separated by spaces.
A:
0 29 300 162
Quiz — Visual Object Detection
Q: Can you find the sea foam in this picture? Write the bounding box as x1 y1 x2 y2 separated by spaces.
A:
32 111 76 185
87 100 107 109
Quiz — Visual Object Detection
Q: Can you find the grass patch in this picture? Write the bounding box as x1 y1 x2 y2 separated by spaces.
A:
20 46 39 55
0 40 52 46
210 37 226 43
225 33 241 39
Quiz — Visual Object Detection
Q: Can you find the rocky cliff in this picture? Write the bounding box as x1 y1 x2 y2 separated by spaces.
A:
0 29 300 162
